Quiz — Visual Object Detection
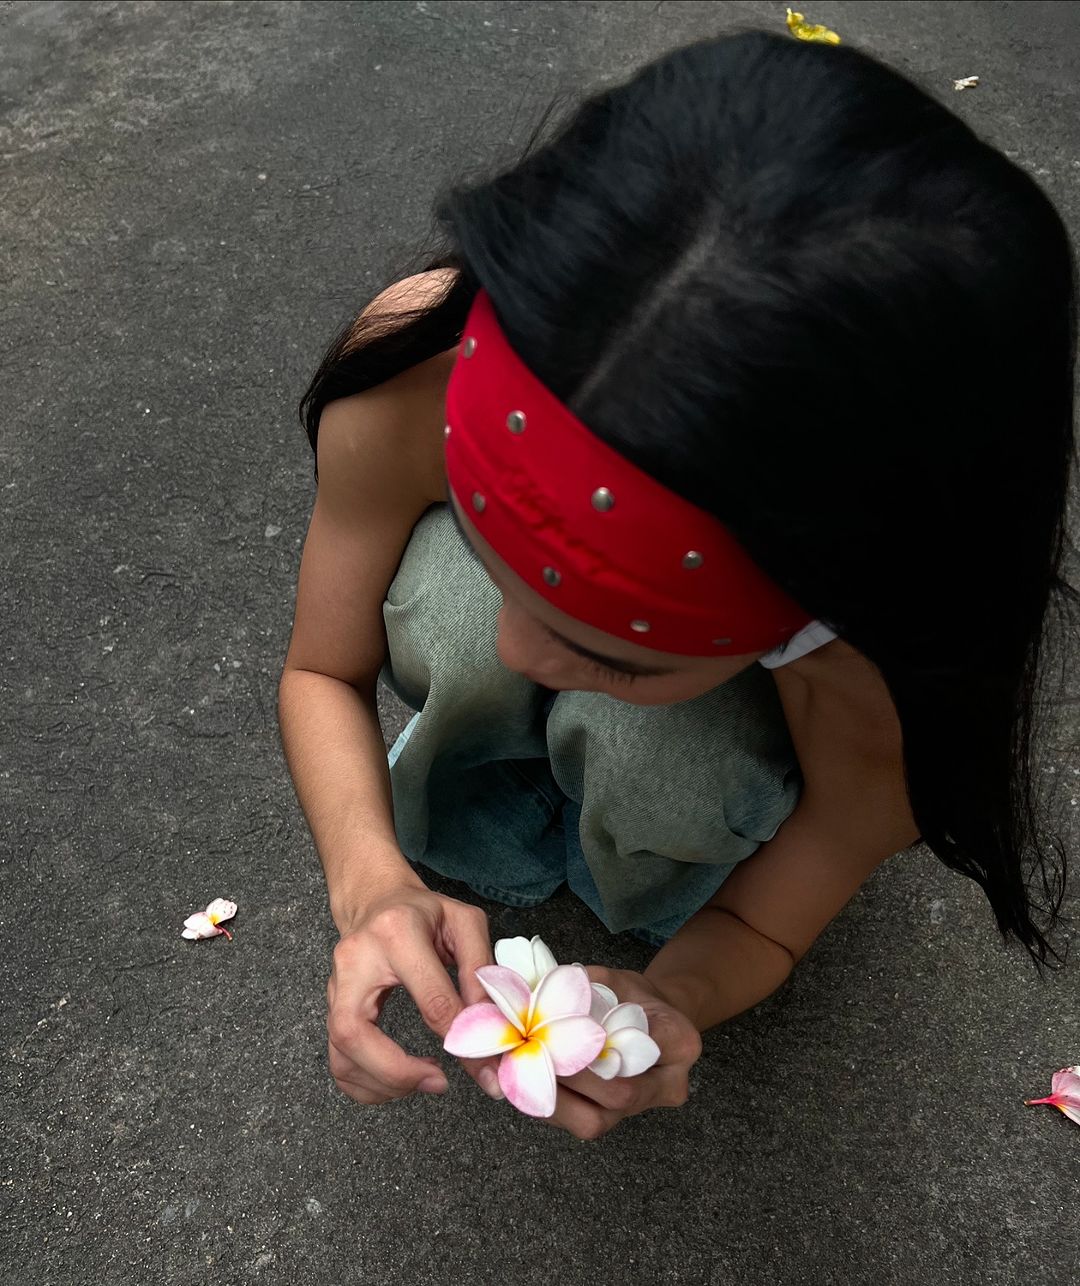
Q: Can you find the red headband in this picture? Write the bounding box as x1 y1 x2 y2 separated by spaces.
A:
444 290 811 656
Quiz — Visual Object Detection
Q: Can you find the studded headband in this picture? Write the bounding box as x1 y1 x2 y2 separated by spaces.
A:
443 289 812 657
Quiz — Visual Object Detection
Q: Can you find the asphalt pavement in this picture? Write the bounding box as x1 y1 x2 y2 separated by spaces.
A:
2 3 1079 1283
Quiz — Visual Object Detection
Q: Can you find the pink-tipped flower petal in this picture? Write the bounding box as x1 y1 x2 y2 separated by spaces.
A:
1026 1065 1080 1125
499 1039 557 1117
443 1003 524 1059
475 965 531 1035
532 1014 607 1076
589 1046 623 1080
606 1026 661 1077
602 1002 649 1035
589 982 619 1024
527 964 593 1030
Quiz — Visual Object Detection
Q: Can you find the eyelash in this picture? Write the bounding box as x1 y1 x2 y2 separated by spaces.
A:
587 657 637 685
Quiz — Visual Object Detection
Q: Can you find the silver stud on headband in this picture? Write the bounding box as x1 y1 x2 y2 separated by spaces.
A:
444 423 452 438
472 492 486 513
463 337 477 357
682 550 704 569
543 567 562 587
507 411 526 434
591 487 615 512
630 619 651 633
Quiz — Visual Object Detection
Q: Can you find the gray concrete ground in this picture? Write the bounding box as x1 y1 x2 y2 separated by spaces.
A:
2 2 1079 1283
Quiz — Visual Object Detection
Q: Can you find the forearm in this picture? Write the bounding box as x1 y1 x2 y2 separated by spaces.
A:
277 667 424 931
645 905 795 1033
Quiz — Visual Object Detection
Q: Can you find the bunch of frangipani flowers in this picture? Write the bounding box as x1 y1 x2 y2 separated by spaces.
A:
443 935 661 1118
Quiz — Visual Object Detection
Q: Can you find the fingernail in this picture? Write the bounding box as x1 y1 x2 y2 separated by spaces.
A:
479 1068 504 1100
418 1075 448 1094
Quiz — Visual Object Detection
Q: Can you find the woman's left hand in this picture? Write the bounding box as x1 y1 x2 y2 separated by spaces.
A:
545 966 702 1140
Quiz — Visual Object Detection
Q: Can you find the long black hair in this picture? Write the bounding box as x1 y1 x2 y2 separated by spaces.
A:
300 31 1077 969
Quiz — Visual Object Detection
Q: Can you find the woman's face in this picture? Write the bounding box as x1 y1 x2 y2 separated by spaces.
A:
451 495 763 706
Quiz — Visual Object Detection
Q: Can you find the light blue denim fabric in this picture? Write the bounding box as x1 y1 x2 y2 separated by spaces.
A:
381 505 802 948
387 707 731 947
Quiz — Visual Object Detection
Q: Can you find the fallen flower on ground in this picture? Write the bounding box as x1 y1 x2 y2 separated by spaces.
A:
786 8 841 44
182 897 237 941
954 75 980 91
1025 1066 1080 1125
444 963 606 1117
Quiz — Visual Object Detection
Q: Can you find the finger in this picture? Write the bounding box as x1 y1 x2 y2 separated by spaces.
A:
556 1067 652 1113
330 967 450 1098
544 1083 622 1141
329 1039 444 1105
390 931 471 1039
561 1062 690 1110
441 902 496 1008
648 1010 703 1071
437 904 505 1098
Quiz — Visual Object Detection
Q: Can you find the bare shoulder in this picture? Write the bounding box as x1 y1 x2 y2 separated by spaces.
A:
770 638 903 764
317 269 459 509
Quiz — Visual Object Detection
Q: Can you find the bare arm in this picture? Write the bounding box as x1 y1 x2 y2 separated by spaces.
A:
645 650 920 1030
279 275 455 930
277 271 508 1106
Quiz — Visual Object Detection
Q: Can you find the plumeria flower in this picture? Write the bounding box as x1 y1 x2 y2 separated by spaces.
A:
497 936 661 1080
444 964 606 1117
181 898 237 941
494 935 558 989
587 990 662 1081
1025 1066 1080 1125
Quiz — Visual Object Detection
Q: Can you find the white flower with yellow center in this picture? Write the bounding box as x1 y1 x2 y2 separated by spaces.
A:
444 963 606 1117
181 897 237 941
488 935 661 1083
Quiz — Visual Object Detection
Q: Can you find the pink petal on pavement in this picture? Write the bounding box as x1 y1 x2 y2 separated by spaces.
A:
602 1002 649 1035
607 1026 661 1077
1052 1066 1080 1096
499 1039 557 1117
528 964 592 1030
1026 1065 1080 1125
589 983 619 1024
588 1046 623 1080
475 966 531 1035
443 1003 523 1059
532 1014 607 1076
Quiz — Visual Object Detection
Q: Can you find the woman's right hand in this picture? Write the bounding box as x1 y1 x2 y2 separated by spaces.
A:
326 883 502 1105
